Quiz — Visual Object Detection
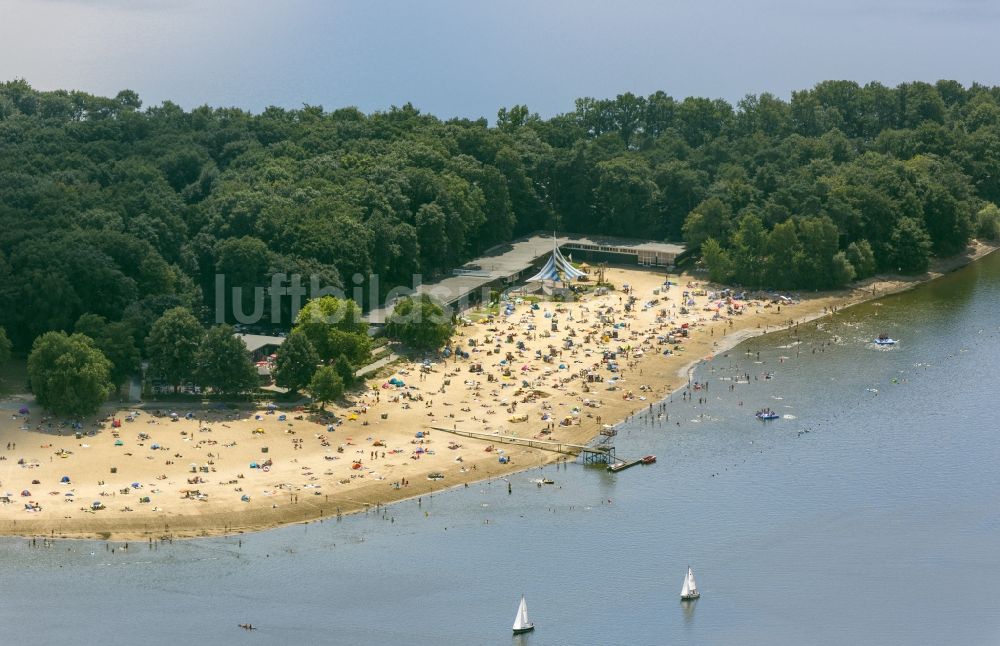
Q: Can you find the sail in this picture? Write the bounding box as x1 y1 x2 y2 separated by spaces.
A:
513 596 530 630
681 567 698 597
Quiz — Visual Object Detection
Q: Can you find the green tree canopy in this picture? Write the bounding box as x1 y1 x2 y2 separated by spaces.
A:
146 307 204 391
0 326 10 364
334 353 356 389
975 203 1000 240
682 197 733 250
384 295 453 351
0 77 997 341
846 240 877 278
74 314 140 392
700 238 733 284
309 365 344 410
293 296 371 364
273 329 319 393
27 331 112 417
889 217 934 273
194 325 259 395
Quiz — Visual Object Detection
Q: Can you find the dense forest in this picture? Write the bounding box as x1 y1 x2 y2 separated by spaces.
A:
2 78 1000 355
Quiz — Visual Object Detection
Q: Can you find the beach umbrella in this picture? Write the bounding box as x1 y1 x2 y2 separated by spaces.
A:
60 476 70 483
92 501 102 509
18 407 29 415
114 440 124 446
131 482 140 489
20 490 29 496
151 443 160 450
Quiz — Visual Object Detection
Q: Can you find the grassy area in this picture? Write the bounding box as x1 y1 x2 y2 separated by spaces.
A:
0 357 28 397
466 305 499 322
365 358 406 382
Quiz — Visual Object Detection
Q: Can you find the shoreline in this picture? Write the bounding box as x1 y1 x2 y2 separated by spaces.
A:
0 241 995 542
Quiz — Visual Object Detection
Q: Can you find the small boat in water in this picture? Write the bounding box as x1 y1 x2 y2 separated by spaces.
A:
756 409 780 420
680 566 700 601
641 455 657 464
874 333 897 346
512 595 535 634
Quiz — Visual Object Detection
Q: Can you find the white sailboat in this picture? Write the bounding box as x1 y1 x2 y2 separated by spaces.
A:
512 595 535 634
680 566 700 600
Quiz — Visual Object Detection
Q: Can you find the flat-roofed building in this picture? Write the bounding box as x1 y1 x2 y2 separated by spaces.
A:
364 232 685 325
237 334 285 362
557 234 684 267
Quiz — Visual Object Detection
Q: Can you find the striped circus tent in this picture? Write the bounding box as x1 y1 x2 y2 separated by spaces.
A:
527 237 585 282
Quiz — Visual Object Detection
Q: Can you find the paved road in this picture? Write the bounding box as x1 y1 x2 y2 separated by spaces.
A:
355 352 399 378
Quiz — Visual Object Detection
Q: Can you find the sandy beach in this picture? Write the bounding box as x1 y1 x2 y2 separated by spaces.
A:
0 241 994 540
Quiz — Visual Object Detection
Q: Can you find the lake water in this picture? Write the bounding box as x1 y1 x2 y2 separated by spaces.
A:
3 253 1000 645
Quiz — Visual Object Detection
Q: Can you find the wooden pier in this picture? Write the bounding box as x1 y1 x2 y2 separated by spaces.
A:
429 426 615 463
607 457 643 473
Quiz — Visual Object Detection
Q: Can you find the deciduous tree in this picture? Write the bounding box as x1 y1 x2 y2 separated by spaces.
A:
309 366 344 410
273 330 319 394
385 295 453 351
194 325 258 395
27 332 112 417
146 307 204 391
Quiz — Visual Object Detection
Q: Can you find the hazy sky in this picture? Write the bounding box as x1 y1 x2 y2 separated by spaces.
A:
1 0 998 119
